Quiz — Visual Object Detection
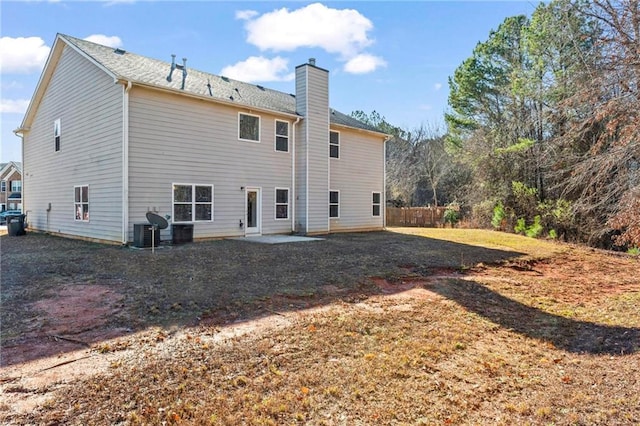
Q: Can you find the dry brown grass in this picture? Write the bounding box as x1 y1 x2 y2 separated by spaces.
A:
1 229 639 425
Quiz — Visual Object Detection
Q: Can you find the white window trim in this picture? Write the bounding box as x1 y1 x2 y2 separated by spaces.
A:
329 189 340 219
329 130 340 159
74 185 89 222
274 187 290 220
11 181 21 192
54 118 61 152
372 191 382 217
238 112 261 143
172 183 214 223
274 119 290 153
0 181 5 192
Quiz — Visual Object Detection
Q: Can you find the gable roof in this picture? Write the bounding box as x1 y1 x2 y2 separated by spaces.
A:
19 34 384 136
0 161 22 179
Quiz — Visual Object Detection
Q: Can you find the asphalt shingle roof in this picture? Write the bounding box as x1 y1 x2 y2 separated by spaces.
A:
61 34 382 134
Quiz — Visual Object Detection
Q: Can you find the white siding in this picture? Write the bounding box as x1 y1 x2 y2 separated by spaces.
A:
127 87 293 241
23 45 123 241
330 128 385 232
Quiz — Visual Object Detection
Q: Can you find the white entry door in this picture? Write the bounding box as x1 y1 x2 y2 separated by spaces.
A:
245 187 261 235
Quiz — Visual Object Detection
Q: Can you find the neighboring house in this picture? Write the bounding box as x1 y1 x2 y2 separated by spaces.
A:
0 161 22 212
15 34 388 244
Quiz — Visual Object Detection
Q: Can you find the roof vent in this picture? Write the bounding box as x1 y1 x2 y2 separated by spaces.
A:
113 48 126 55
309 58 316 66
180 57 187 90
166 54 187 90
166 54 177 82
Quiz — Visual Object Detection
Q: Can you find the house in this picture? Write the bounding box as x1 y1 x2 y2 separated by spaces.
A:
15 34 388 244
0 161 22 212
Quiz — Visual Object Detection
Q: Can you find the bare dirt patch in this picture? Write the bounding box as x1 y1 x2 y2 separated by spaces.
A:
2 284 126 366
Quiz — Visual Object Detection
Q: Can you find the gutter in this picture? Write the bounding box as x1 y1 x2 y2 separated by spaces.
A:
122 80 132 244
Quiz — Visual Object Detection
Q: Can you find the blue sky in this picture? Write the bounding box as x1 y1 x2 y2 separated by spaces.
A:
0 1 538 162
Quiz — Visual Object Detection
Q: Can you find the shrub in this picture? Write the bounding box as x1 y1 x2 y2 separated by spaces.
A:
548 229 558 239
492 202 507 230
525 215 543 238
511 181 538 220
628 247 640 255
514 217 527 234
443 203 461 227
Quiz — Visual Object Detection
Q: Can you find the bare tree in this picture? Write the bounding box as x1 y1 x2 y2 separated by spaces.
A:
556 0 640 245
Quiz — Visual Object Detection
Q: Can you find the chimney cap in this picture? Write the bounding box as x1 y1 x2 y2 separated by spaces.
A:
309 58 316 66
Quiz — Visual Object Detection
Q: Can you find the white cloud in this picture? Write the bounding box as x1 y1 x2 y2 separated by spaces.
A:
434 83 443 91
344 53 386 74
220 56 294 83
236 9 258 20
242 3 374 59
104 0 137 6
84 34 123 48
0 36 50 74
1 80 23 90
0 99 30 114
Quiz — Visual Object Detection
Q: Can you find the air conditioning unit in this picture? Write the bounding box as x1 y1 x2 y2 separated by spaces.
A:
133 223 160 248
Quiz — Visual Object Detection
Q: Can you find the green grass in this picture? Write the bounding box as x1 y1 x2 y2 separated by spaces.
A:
390 227 567 259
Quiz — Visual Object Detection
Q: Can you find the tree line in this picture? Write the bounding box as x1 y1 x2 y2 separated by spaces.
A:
354 0 639 251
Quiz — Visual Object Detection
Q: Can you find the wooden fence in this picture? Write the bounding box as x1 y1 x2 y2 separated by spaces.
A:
386 206 448 227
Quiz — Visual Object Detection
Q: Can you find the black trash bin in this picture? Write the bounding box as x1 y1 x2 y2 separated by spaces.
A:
172 224 193 244
7 214 26 236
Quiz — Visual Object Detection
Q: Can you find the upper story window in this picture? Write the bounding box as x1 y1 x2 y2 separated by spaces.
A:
0 181 5 192
329 130 340 158
275 120 289 152
329 190 340 218
74 185 89 221
10 181 21 192
173 184 214 223
239 113 260 142
54 119 61 152
372 192 381 217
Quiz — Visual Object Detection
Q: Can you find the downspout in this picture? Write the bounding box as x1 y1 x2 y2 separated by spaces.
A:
122 80 132 244
291 116 301 233
383 137 389 230
13 128 27 222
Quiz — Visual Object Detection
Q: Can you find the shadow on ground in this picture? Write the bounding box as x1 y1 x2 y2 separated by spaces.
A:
3 230 636 365
1 230 521 366
424 278 639 356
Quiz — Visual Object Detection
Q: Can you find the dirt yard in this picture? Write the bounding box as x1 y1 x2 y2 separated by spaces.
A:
1 228 638 424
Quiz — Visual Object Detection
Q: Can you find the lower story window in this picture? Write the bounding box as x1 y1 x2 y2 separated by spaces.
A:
74 185 89 221
329 190 340 218
275 188 289 219
372 192 381 217
173 184 213 222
